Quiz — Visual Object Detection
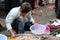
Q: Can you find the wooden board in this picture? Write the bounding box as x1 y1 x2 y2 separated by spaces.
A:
8 34 60 40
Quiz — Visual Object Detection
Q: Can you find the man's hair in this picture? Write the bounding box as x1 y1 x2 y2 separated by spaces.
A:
20 2 31 13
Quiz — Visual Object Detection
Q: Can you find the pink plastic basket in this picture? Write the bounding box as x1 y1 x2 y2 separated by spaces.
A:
44 26 50 34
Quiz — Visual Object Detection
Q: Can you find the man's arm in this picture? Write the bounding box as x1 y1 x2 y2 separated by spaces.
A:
5 8 17 37
26 11 36 24
5 22 15 38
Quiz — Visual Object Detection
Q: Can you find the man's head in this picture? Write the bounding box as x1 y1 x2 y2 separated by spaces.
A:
20 2 31 13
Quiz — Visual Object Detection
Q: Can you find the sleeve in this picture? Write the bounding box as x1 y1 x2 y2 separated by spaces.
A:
26 11 35 22
5 8 17 30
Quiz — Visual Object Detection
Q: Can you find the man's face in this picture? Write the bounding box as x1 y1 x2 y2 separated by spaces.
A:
23 13 27 16
21 12 27 17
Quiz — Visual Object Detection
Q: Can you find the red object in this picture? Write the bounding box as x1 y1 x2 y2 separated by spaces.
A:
48 25 60 31
48 6 55 9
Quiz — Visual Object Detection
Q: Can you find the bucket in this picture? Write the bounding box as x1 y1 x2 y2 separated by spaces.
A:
0 34 7 40
30 24 50 35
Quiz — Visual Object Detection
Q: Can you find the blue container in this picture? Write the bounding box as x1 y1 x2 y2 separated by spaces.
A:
0 34 7 40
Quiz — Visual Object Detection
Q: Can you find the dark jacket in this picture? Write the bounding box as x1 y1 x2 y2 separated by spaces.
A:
56 0 60 18
5 0 20 14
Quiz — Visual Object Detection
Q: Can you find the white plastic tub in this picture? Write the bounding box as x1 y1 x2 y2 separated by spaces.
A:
30 24 50 35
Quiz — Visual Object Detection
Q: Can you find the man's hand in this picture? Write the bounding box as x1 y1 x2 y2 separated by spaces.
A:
10 32 15 38
9 29 15 38
32 22 38 25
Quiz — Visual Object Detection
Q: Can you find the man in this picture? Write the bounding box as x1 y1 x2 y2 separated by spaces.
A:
34 0 40 8
5 2 36 38
55 0 58 14
56 0 60 18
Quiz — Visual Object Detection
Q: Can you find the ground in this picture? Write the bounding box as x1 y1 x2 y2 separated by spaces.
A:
32 5 56 24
